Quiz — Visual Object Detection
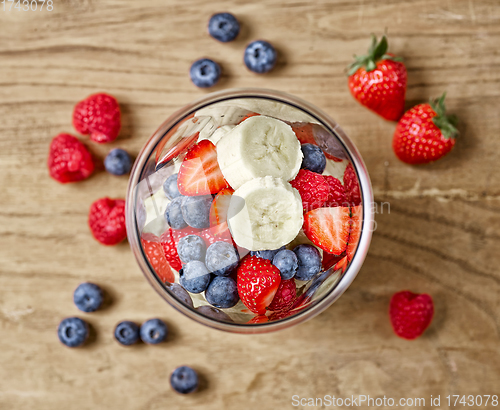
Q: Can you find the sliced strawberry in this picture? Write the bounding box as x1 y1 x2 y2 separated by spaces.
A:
247 315 269 324
347 205 362 261
322 251 345 270
141 233 175 283
237 256 281 315
323 175 346 207
303 207 350 255
177 139 229 196
159 228 182 271
343 163 362 206
200 222 234 247
268 279 297 313
209 187 234 226
334 256 349 273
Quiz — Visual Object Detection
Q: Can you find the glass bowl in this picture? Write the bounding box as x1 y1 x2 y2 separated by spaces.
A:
126 88 373 334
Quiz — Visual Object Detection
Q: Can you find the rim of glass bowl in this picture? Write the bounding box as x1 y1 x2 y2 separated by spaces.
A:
126 88 374 334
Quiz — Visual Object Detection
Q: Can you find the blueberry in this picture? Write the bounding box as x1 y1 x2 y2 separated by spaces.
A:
177 234 206 263
205 241 239 276
250 246 286 261
196 305 233 322
58 317 89 347
244 40 277 74
104 148 132 176
170 366 199 394
165 196 188 229
73 282 103 313
179 261 211 293
272 249 298 280
163 173 181 200
301 144 326 174
293 244 322 281
190 58 221 88
205 276 239 309
208 12 240 42
181 195 212 229
114 321 140 346
140 318 168 344
166 283 194 307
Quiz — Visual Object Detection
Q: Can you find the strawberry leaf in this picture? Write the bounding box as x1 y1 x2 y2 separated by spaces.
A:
430 93 459 139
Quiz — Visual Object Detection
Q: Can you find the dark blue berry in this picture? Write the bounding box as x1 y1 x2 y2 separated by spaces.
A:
177 234 206 263
293 244 322 281
73 282 103 313
163 173 181 200
272 249 298 280
250 246 286 261
165 196 188 229
208 12 240 42
140 318 168 344
104 148 132 176
166 282 194 307
244 40 277 74
181 195 212 229
58 317 89 348
196 305 233 322
114 321 140 346
170 366 199 394
205 276 239 309
205 241 239 276
190 58 221 88
179 261 211 293
301 144 326 174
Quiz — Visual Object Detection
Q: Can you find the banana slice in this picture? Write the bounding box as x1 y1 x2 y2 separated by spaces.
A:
216 115 303 190
227 176 303 251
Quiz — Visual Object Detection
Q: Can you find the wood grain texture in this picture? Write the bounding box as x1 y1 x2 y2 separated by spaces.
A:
1 0 499 409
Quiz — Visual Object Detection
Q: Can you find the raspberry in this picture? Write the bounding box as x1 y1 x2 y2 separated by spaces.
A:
73 93 121 143
323 175 346 207
389 291 434 340
268 279 297 312
48 133 94 183
88 198 126 245
343 163 362 206
290 169 329 212
142 233 175 283
160 228 182 271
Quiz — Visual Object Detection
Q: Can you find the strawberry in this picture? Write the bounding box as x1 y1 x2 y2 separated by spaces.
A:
73 93 121 143
303 206 350 255
268 279 297 313
348 35 407 121
322 251 345 271
333 256 349 273
48 133 94 183
247 315 269 324
88 198 126 245
236 256 281 314
389 291 434 340
141 233 175 283
347 205 362 261
343 163 362 206
177 139 229 196
290 169 330 212
323 175 346 207
393 93 458 164
159 228 183 271
209 187 234 226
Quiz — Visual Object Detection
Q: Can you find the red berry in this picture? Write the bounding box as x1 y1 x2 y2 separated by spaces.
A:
159 228 182 271
48 133 94 183
322 252 345 271
389 291 434 340
88 198 126 245
343 163 362 206
177 140 229 196
303 206 350 255
393 94 458 164
247 315 269 324
237 256 281 315
333 255 349 273
348 35 407 121
323 175 346 207
141 233 175 283
290 169 330 212
73 93 121 143
268 279 297 313
346 205 362 261
209 187 234 226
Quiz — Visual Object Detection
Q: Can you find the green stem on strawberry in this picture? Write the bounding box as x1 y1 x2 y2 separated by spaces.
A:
430 93 459 139
347 34 403 76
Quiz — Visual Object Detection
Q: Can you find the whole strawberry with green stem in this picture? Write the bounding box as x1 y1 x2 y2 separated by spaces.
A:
393 93 458 164
348 35 407 121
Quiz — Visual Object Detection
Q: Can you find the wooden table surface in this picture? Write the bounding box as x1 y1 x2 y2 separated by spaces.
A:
1 0 499 409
